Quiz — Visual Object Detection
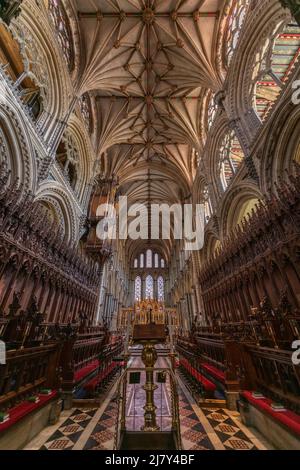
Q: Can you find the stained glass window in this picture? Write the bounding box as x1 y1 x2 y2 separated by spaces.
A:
251 22 300 122
49 0 74 72
140 253 144 268
134 258 138 268
158 276 164 302
154 253 159 268
161 259 165 269
135 276 141 301
207 94 217 130
226 0 250 67
145 275 154 300
146 249 152 268
219 130 244 190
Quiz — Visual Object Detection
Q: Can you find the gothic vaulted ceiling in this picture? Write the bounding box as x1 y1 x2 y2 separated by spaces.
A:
72 0 226 258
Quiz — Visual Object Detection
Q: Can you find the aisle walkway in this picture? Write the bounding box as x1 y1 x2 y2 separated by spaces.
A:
25 355 272 451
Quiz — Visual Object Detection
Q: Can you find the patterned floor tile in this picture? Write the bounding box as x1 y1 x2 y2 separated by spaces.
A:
40 408 97 450
202 408 258 450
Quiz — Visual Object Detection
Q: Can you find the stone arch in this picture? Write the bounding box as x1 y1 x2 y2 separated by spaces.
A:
63 115 94 204
206 115 246 202
35 182 79 244
8 1 74 136
0 100 36 192
260 100 300 192
202 230 221 263
219 181 263 238
226 1 291 144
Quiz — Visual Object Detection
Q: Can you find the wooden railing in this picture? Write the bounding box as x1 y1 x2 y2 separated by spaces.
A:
0 344 61 411
244 345 300 413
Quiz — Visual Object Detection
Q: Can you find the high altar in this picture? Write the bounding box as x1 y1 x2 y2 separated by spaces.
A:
119 300 178 329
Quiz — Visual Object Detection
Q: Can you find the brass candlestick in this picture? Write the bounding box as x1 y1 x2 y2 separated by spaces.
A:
141 341 159 431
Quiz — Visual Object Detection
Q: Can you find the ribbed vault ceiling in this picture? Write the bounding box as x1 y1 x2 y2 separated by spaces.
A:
73 0 225 258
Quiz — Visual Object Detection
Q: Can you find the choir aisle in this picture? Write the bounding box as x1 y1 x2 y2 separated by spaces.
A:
24 354 272 451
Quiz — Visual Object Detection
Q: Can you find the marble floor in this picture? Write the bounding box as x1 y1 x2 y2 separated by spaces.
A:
25 355 273 451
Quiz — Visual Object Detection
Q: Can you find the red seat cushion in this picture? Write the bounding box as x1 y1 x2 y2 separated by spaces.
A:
74 360 99 383
242 391 300 437
0 391 57 433
201 363 225 383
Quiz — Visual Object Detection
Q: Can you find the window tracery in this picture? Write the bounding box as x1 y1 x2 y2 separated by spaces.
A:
219 130 244 190
145 275 154 300
226 0 250 67
134 276 141 301
49 0 74 72
251 21 300 121
146 249 152 268
158 276 164 302
79 94 92 133
207 94 218 130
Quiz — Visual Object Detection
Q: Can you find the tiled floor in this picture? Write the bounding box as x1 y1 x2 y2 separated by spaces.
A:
25 355 272 451
40 409 98 450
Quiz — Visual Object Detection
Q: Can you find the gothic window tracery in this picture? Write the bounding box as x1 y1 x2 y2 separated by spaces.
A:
0 23 45 120
48 0 74 72
145 275 154 300
79 93 92 133
146 249 152 268
207 93 218 130
251 21 300 121
134 276 141 301
225 0 250 67
218 130 244 191
158 276 164 302
140 253 144 268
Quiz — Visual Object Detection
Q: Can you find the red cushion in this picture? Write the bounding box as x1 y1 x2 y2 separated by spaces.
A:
199 376 216 392
242 391 300 437
182 359 216 392
84 362 118 392
74 360 99 383
201 363 225 383
0 391 57 433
